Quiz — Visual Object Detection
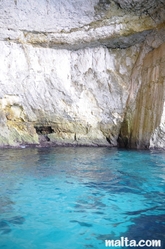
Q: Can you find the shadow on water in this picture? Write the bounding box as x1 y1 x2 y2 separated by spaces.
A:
96 213 165 248
70 220 93 227
124 205 159 216
122 214 165 249
0 220 11 234
0 216 25 235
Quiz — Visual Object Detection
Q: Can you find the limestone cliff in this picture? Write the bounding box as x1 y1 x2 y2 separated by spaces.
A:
0 0 165 148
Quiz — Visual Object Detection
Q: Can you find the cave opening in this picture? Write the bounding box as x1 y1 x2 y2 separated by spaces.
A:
34 126 54 135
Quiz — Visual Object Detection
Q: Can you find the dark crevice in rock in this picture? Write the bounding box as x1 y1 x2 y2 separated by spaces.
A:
106 137 112 144
117 133 129 148
34 126 54 135
45 136 50 142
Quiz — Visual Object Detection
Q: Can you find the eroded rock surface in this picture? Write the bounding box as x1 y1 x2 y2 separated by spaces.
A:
0 0 165 148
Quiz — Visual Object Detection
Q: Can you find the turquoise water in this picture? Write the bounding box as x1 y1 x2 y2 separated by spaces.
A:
0 147 165 249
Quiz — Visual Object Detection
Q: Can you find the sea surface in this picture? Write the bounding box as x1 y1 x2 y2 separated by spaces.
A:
0 147 165 249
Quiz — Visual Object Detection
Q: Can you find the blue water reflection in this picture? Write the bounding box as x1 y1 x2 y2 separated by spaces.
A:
0 147 165 249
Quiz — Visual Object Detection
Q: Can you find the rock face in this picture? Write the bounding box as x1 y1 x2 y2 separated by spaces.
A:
0 0 165 148
119 41 165 149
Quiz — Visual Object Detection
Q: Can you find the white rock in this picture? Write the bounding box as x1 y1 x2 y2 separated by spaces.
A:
0 0 165 148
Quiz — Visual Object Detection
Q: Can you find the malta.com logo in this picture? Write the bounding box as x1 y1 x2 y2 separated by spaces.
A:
105 237 161 247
